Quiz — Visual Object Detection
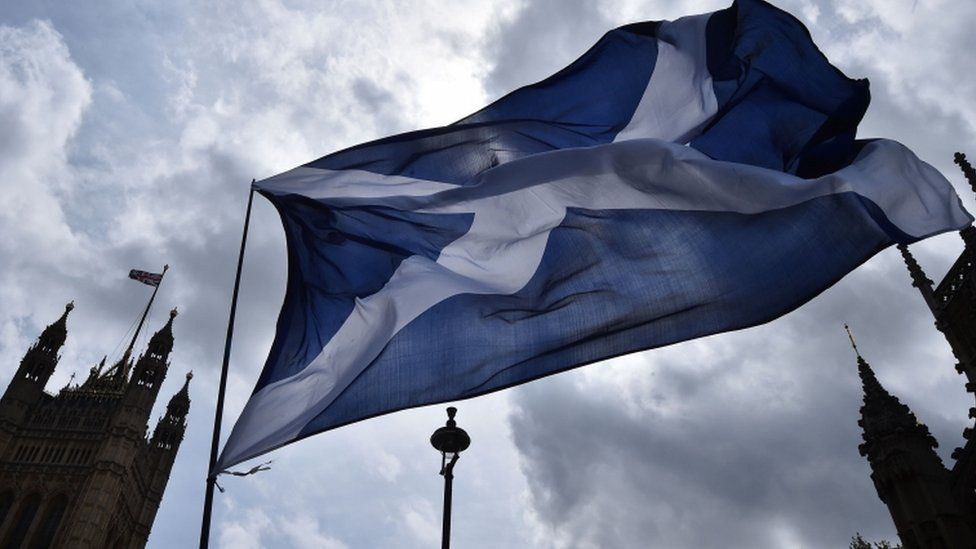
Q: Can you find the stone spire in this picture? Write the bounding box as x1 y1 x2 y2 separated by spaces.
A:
17 301 74 385
844 324 938 456
856 354 938 458
150 371 191 452
848 326 976 546
36 301 74 354
896 244 938 314
954 152 976 196
0 297 192 548
145 308 177 361
165 371 192 420
127 308 179 414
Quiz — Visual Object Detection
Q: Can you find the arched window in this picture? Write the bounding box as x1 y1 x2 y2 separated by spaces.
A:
4 493 41 548
29 494 68 549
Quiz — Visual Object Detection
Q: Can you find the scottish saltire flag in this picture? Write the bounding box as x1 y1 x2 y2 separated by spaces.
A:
217 0 972 470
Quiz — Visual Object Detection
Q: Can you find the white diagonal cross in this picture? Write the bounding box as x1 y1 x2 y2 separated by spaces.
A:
219 129 956 470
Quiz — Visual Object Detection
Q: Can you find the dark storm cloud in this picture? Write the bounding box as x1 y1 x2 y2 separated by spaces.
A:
490 1 976 547
508 255 973 547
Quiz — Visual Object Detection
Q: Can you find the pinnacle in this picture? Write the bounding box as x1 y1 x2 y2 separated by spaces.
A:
857 355 888 401
897 244 934 290
954 151 976 196
166 371 192 418
856 354 935 453
145 307 178 359
35 301 74 352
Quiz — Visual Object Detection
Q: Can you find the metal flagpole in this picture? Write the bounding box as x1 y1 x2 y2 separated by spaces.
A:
120 264 169 367
199 182 255 549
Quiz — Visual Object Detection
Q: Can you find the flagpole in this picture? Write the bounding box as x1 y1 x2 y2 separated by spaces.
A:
121 264 169 368
200 182 255 549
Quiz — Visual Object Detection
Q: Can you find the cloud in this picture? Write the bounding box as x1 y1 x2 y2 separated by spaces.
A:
400 499 441 546
218 506 273 549
369 450 404 483
0 20 91 177
216 504 347 549
493 1 976 548
507 262 965 548
810 0 976 152
1 1 974 548
0 19 90 262
482 0 611 98
280 514 348 549
0 19 92 383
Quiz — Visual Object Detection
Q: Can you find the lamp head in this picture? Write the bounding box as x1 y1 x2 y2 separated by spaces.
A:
430 406 471 455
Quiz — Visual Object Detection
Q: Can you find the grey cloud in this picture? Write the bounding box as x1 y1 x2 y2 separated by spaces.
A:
0 2 538 547
482 0 611 98
505 235 975 548
508 267 965 547
351 77 394 114
350 75 414 136
3 1 976 548
492 2 976 546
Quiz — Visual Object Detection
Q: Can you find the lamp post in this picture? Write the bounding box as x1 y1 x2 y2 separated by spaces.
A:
430 406 471 549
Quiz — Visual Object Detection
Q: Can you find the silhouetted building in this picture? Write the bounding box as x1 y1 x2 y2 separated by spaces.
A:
857 153 976 548
857 353 976 546
0 303 190 548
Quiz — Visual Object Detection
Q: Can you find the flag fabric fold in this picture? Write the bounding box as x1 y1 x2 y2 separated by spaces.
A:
216 0 972 471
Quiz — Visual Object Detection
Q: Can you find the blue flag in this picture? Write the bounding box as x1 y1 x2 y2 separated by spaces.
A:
217 0 971 470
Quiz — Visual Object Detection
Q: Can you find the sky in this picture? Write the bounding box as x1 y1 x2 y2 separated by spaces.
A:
1 0 975 547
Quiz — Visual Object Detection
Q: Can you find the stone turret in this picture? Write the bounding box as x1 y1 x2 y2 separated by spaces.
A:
127 308 178 418
856 352 976 547
151 371 190 451
0 302 74 455
892 153 976 519
13 302 72 388
0 270 188 547
62 309 183 547
130 372 191 547
857 354 938 457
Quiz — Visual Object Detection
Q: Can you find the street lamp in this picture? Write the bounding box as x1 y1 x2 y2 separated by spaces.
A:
430 406 471 549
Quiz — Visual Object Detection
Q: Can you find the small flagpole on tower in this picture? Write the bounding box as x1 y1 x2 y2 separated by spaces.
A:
844 323 860 358
200 182 255 549
121 264 169 370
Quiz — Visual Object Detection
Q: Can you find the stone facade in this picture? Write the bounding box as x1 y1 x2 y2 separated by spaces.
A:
857 152 976 548
0 304 190 548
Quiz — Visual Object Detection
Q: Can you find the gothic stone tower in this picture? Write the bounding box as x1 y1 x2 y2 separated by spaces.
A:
857 352 976 547
856 153 976 548
0 303 191 548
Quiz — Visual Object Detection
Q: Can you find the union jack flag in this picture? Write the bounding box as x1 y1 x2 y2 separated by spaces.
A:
129 269 163 287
